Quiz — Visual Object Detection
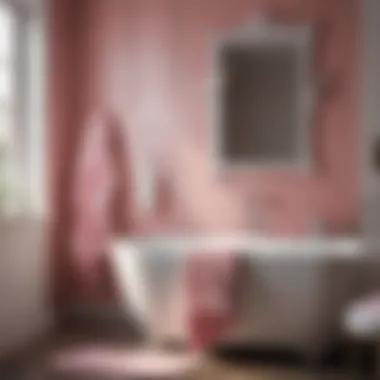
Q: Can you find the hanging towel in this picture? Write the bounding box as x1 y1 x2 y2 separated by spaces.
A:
186 251 238 350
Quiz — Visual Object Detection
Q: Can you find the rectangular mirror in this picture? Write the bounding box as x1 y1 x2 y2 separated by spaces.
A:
212 18 314 170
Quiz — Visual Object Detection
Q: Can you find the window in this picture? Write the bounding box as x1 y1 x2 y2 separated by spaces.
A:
0 0 46 216
0 2 15 212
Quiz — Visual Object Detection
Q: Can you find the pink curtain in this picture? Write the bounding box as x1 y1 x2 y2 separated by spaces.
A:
71 112 131 294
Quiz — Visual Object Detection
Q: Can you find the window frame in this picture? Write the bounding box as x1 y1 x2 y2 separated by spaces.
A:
0 0 47 216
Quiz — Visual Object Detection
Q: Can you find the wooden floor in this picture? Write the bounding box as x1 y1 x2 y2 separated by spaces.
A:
198 362 349 380
0 333 352 380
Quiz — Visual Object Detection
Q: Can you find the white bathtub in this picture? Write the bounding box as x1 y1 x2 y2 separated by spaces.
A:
111 235 362 356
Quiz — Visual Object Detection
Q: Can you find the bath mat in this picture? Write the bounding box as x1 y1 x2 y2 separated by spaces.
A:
49 346 199 379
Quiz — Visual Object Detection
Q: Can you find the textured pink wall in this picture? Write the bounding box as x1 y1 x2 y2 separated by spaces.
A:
49 0 359 307
77 0 359 235
164 0 359 236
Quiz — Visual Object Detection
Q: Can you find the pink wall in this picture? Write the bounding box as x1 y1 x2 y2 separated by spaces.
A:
78 0 360 236
49 0 359 307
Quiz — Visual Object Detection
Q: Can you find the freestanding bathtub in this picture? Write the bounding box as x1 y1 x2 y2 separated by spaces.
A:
111 235 362 357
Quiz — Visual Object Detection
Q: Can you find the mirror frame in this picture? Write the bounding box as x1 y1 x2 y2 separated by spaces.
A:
209 16 314 172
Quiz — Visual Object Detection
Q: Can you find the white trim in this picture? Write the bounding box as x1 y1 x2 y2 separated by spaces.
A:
25 3 47 216
113 236 363 259
209 16 314 173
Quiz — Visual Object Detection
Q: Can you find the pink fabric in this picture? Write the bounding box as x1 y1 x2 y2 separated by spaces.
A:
186 251 237 350
71 113 117 289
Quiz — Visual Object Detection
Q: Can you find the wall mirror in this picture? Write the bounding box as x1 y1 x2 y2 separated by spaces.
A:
212 16 314 170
